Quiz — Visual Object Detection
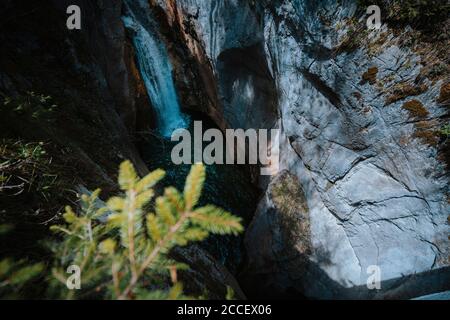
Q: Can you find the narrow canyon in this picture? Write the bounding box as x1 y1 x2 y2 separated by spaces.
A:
0 0 449 299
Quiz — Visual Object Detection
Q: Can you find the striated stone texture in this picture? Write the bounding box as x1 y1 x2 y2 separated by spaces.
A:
167 0 449 298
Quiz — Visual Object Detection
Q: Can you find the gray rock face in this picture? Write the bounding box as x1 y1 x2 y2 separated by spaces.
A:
170 0 449 298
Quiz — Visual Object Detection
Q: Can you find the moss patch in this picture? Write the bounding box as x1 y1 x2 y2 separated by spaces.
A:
367 32 388 57
357 0 450 32
437 139 450 170
437 83 450 104
352 92 363 101
402 100 429 118
385 83 428 105
414 130 439 146
361 67 378 85
269 171 310 256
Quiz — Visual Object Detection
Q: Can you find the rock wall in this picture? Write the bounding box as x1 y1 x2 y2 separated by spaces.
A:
0 0 149 181
2 0 448 300
165 0 449 299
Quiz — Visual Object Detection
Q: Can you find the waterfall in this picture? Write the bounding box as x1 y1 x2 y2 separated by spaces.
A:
122 10 188 138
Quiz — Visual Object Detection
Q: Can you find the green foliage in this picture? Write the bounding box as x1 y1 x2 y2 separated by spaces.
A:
439 124 450 138
0 140 65 203
2 91 58 122
184 164 205 210
39 161 243 300
226 286 236 300
358 0 450 30
191 206 243 236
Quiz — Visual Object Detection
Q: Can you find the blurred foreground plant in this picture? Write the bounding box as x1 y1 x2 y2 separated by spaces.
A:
46 161 242 299
0 225 45 297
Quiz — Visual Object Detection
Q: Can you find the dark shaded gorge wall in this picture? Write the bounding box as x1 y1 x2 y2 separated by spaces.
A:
0 0 152 298
0 0 247 299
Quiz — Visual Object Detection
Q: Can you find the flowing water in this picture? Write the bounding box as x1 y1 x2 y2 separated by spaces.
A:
122 5 188 138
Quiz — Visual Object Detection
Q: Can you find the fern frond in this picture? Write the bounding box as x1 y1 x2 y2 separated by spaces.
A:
99 238 116 255
62 206 77 224
9 263 44 285
168 282 183 300
4 160 244 300
49 225 79 237
175 227 209 246
107 197 125 212
0 259 13 278
90 188 101 201
107 213 126 227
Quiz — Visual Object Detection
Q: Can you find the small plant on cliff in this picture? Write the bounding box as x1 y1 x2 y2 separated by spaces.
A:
439 124 450 139
2 92 58 123
4 161 242 299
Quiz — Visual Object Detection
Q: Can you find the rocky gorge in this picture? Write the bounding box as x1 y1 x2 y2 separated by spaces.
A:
0 0 449 299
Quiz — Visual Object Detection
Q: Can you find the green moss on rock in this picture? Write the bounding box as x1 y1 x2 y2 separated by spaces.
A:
269 171 310 256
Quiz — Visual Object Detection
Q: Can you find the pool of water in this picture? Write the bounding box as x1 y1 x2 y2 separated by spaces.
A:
138 112 260 274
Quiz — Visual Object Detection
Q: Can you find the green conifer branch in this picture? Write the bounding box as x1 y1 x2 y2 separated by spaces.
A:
1 161 244 300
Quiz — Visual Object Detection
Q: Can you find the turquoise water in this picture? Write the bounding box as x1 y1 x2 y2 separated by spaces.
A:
138 113 260 273
123 1 259 273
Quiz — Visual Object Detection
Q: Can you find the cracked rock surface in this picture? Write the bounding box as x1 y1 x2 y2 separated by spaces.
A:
169 0 449 298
